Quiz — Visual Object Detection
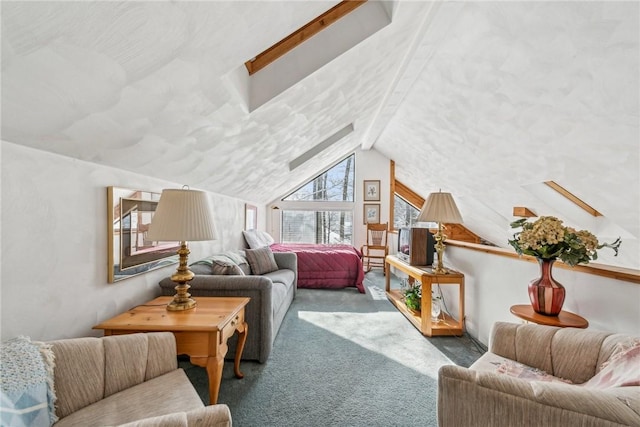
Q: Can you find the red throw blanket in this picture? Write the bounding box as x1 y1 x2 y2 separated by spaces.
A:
270 243 365 293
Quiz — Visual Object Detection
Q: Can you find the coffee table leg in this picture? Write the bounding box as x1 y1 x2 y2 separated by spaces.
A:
234 321 248 378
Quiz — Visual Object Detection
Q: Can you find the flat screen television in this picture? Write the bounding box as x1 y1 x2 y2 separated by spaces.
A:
397 227 435 266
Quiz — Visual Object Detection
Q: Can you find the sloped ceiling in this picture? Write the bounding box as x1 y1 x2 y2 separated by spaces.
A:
2 1 638 268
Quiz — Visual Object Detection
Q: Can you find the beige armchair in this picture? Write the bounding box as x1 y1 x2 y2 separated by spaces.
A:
50 332 231 427
438 322 639 427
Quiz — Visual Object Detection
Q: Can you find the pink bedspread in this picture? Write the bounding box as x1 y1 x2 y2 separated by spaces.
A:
270 243 365 293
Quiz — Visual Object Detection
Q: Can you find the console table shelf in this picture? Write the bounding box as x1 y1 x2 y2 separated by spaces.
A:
385 255 465 337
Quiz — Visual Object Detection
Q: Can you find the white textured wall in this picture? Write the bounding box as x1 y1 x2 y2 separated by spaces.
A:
375 1 640 270
0 141 258 341
354 149 390 248
442 246 640 344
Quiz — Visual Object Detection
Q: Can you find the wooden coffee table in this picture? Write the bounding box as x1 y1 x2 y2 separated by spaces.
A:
94 296 249 404
510 304 588 329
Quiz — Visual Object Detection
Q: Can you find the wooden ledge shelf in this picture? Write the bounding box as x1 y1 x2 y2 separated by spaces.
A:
447 240 640 284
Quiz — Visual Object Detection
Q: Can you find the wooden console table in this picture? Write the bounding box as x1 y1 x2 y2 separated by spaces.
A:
94 296 249 404
510 304 589 328
385 255 464 337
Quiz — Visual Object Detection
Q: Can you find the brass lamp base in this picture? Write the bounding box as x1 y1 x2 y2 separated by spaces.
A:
167 242 197 311
167 284 197 311
432 222 450 275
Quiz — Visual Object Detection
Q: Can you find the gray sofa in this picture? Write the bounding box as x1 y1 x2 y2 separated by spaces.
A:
159 251 297 363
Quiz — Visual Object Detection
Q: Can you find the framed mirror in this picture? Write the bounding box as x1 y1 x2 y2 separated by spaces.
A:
107 187 179 283
245 204 257 230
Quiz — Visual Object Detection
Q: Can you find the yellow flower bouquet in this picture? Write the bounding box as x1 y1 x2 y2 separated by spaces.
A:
508 216 621 267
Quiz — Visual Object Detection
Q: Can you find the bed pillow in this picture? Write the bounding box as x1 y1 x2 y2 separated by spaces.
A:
242 230 275 249
245 246 279 275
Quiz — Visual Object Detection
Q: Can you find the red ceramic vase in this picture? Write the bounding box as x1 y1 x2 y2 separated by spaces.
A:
528 258 565 316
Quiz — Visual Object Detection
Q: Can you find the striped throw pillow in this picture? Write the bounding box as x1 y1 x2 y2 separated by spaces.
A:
245 246 279 275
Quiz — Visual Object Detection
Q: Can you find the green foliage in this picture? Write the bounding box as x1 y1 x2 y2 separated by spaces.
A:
508 216 621 267
403 283 421 311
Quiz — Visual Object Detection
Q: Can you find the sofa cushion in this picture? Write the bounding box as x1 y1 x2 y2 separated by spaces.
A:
470 352 572 384
189 263 213 275
262 269 295 286
53 369 202 427
496 359 573 384
246 246 279 275
118 406 232 427
212 260 245 276
51 337 106 418
191 252 250 275
192 254 235 267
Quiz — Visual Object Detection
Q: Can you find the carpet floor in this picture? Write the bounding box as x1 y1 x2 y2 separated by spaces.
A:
181 271 485 427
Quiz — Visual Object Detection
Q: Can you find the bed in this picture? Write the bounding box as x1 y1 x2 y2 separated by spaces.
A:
270 243 365 293
242 230 365 293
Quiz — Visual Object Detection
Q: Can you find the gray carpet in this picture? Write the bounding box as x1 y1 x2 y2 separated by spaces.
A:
181 271 485 427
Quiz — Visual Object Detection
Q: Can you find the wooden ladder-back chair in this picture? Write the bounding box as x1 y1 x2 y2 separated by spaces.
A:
361 222 389 274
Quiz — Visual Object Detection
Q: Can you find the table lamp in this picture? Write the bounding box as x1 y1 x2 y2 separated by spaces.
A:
146 188 217 311
417 190 463 274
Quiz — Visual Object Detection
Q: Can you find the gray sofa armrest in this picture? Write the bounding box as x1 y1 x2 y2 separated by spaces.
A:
438 365 640 427
159 275 273 363
117 405 232 427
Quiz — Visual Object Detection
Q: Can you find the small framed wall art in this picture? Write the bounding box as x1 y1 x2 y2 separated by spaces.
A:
363 180 380 201
364 203 380 224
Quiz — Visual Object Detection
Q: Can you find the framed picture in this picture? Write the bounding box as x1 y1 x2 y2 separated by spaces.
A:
363 180 380 201
107 187 179 283
245 204 257 230
364 203 381 224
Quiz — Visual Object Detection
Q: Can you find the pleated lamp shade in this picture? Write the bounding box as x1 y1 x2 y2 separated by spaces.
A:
417 191 463 224
147 189 217 242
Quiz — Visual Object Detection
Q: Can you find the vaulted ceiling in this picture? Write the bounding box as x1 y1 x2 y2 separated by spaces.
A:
2 1 638 268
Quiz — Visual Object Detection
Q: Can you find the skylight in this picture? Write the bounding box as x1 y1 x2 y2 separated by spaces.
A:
245 1 367 76
227 1 392 112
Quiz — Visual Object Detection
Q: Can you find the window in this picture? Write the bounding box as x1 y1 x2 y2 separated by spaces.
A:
283 154 354 202
391 178 425 231
394 195 420 229
281 210 353 244
280 154 355 244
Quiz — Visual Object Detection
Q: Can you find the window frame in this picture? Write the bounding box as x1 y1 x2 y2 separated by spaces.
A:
390 179 425 232
282 154 355 203
277 153 357 244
